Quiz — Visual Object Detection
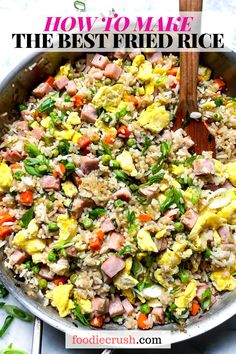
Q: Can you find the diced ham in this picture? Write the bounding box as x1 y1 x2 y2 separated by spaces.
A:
181 209 199 229
72 198 94 218
108 296 124 317
89 67 104 80
161 129 172 141
91 54 109 70
86 53 95 67
53 75 69 90
139 186 157 198
39 266 55 281
113 188 132 202
196 285 208 302
218 225 231 244
21 110 30 119
92 297 107 315
104 63 122 81
100 218 115 233
193 159 215 176
121 298 134 315
103 232 124 252
81 104 98 123
146 52 162 65
11 250 26 265
203 183 219 191
101 256 125 278
114 50 127 59
41 176 60 191
151 307 165 324
66 80 78 96
222 180 234 189
31 128 45 140
32 82 53 98
80 156 99 174
67 246 78 257
160 238 168 251
2 150 24 163
129 50 141 60
17 121 29 131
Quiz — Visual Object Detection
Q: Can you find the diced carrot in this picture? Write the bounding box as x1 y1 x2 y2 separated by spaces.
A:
10 164 21 173
53 277 68 286
127 95 138 105
90 316 104 328
58 163 66 176
45 76 55 87
89 231 104 251
138 214 152 222
72 95 84 108
33 111 42 121
102 134 116 145
0 225 12 239
167 67 178 76
91 133 99 143
53 169 59 178
198 75 203 82
72 174 82 186
191 301 200 316
78 134 91 149
19 191 33 206
117 125 131 139
0 211 15 225
213 79 226 90
137 313 150 330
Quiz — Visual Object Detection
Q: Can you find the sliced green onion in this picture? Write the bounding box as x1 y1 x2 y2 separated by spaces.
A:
3 305 33 322
0 315 14 338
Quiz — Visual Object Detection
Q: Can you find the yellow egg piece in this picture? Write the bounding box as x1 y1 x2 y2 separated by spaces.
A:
67 112 81 125
62 181 78 198
132 55 145 67
95 119 117 136
116 150 137 177
72 131 82 143
145 80 155 95
171 165 185 176
13 232 46 255
114 273 138 290
55 63 71 79
78 299 92 314
137 228 158 252
54 129 75 140
225 162 236 186
92 84 125 112
31 121 40 129
175 280 197 308
47 284 74 317
57 214 78 241
211 270 236 291
0 163 12 192
137 61 153 82
217 200 236 223
41 117 51 129
137 103 170 133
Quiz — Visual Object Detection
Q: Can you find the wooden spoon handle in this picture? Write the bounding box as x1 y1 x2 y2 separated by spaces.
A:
179 0 203 111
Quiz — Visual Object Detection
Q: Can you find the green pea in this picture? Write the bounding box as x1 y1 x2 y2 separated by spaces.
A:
145 254 154 268
97 149 104 156
104 78 112 85
38 279 48 289
48 252 57 262
114 199 124 208
65 162 75 172
25 260 32 270
48 222 59 231
53 149 59 157
70 274 78 284
32 264 41 274
212 113 223 122
174 222 185 232
101 154 111 166
187 176 193 186
19 104 27 112
70 262 77 270
129 184 138 192
109 160 120 170
126 138 136 147
64 94 71 102
38 165 48 172
82 217 94 230
140 303 151 314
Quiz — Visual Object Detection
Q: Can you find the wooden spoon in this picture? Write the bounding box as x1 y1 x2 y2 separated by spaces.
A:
173 0 216 157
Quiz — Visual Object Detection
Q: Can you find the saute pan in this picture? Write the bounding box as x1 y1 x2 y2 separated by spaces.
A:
0 49 236 344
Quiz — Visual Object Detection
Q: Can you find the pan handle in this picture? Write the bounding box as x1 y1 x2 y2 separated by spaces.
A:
31 317 43 354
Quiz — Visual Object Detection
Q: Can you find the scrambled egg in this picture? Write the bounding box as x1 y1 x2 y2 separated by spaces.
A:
175 280 197 308
122 289 136 304
95 119 117 136
46 284 74 317
154 269 169 288
67 112 81 125
225 162 236 186
62 181 78 198
55 63 71 79
211 270 236 291
73 297 92 314
116 150 137 177
137 61 153 82
31 121 40 129
217 200 236 224
137 228 158 252
189 211 223 251
157 249 181 272
54 129 75 141
41 117 51 129
13 219 46 256
92 84 125 112
114 273 138 290
72 131 82 143
156 229 167 239
145 80 155 95
198 65 211 80
137 103 170 133
171 165 185 176
57 214 78 241
0 163 12 192
132 55 145 66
